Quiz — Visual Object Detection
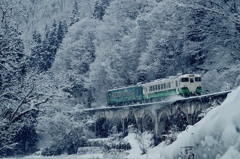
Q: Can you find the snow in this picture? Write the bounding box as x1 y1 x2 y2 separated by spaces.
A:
3 87 240 159
147 86 240 159
124 133 142 158
122 86 240 159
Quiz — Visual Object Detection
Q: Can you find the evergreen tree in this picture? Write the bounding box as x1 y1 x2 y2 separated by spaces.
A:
62 20 68 37
48 19 58 54
70 0 80 26
57 20 68 47
27 30 40 71
28 19 68 73
93 0 111 20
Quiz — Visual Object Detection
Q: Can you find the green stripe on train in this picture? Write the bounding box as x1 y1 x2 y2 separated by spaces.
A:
196 86 201 94
144 89 177 99
108 94 143 104
178 87 190 94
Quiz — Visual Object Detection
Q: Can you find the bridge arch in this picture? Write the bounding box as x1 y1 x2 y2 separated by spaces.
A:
142 110 154 132
95 117 109 138
171 110 188 131
108 117 123 135
157 112 171 136
123 112 137 135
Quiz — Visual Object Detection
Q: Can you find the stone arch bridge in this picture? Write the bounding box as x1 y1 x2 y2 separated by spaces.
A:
83 91 230 142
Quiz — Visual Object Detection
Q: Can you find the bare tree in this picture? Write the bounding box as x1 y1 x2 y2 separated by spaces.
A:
0 1 54 156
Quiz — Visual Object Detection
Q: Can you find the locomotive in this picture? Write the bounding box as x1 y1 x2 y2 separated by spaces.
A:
107 74 201 106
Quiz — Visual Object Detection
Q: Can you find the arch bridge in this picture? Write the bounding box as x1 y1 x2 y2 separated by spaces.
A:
83 91 230 142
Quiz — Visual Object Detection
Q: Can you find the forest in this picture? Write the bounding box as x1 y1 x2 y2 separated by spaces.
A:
0 0 240 157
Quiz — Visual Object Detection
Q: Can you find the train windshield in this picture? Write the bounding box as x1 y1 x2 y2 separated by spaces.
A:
195 77 201 82
181 78 189 82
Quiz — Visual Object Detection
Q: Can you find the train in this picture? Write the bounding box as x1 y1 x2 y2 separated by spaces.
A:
106 74 201 106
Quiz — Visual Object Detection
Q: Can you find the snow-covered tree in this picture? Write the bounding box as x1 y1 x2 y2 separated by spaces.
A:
87 0 157 105
27 19 68 73
93 0 111 20
52 17 98 107
70 0 80 26
0 1 62 156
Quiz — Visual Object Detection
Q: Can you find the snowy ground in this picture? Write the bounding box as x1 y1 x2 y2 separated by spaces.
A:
3 86 240 159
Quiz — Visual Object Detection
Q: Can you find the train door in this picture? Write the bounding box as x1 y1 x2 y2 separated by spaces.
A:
175 80 179 94
188 77 195 93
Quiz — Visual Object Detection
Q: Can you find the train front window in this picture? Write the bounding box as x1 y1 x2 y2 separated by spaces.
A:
181 78 189 82
195 77 201 82
190 78 194 83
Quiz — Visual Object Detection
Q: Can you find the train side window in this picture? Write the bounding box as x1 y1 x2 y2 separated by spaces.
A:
164 83 166 89
195 77 201 82
181 78 189 82
149 86 152 92
168 82 171 88
176 81 178 87
158 85 161 90
161 84 163 89
155 85 157 90
153 86 155 91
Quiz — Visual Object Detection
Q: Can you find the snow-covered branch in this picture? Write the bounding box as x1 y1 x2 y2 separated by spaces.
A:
9 84 35 122
2 81 53 131
0 143 18 152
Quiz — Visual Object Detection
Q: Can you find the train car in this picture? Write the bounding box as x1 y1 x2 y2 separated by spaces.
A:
106 74 201 106
142 74 201 101
107 85 143 106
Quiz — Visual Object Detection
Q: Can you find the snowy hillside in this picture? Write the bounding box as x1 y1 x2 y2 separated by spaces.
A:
3 87 240 159
1 0 240 157
138 86 240 159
